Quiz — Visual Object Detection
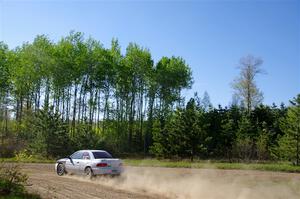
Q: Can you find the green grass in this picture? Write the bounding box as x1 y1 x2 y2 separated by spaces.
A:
0 194 41 199
0 157 55 164
123 158 300 173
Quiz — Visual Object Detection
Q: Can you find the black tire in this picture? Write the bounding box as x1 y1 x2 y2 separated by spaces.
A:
85 167 94 178
56 163 65 176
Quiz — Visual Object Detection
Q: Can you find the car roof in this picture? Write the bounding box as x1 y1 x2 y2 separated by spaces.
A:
77 150 107 153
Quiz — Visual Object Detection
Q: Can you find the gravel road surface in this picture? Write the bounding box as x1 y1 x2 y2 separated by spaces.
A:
21 164 300 199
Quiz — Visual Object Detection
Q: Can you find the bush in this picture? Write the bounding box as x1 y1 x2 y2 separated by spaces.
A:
14 150 34 162
0 135 19 158
0 162 40 198
0 162 28 196
233 135 253 161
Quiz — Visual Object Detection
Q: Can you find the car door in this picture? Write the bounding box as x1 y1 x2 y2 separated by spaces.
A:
78 152 91 174
66 151 83 173
64 158 74 173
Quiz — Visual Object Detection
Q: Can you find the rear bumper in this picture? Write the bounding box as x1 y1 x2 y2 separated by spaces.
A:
92 167 124 175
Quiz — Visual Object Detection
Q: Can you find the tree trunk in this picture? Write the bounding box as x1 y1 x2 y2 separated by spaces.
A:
128 92 135 151
89 88 94 125
72 84 78 131
102 90 109 134
66 87 70 123
297 122 299 166
44 79 50 110
139 89 144 152
78 84 83 122
19 96 23 122
145 91 154 154
97 91 101 128
62 89 65 120
16 98 20 121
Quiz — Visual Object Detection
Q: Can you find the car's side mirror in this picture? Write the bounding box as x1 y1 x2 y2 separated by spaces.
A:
68 156 74 164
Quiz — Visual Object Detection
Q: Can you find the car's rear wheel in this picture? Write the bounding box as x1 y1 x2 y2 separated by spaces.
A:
56 163 65 176
85 167 94 178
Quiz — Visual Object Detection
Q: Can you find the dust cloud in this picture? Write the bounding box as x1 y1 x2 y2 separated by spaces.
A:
68 166 300 199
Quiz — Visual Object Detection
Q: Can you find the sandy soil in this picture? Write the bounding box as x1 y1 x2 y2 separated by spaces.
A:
21 164 300 199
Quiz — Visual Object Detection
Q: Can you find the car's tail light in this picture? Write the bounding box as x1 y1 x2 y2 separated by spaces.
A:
96 163 108 167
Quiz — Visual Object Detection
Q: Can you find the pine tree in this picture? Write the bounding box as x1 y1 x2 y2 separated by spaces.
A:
30 107 70 158
277 94 300 165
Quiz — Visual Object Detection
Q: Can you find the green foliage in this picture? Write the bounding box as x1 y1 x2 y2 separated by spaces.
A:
256 128 269 160
27 108 71 158
0 42 11 92
70 124 103 151
220 112 238 160
0 162 41 198
14 150 33 162
0 163 27 196
151 98 210 160
272 134 296 161
124 158 300 173
156 56 193 112
273 94 300 165
150 93 293 162
1 32 194 159
234 135 252 160
0 32 298 164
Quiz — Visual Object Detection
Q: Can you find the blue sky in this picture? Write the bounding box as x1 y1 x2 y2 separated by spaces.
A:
1 0 299 106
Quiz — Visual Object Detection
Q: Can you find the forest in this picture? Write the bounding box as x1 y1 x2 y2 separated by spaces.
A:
0 31 299 165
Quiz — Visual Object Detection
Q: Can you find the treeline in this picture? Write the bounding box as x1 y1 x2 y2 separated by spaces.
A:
152 95 299 164
0 31 192 157
0 32 299 164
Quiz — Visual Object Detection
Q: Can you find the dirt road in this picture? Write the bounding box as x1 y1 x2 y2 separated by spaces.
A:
22 164 160 199
21 164 300 199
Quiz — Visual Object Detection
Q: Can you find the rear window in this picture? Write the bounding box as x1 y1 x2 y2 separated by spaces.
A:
92 151 112 159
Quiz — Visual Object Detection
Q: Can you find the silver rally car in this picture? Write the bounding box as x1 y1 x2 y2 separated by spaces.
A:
55 150 123 177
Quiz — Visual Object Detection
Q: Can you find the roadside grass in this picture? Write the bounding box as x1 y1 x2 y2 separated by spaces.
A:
0 157 54 164
0 193 41 199
1 157 300 173
123 159 300 173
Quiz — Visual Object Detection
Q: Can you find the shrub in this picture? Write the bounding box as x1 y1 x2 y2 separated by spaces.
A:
0 162 28 196
14 150 34 162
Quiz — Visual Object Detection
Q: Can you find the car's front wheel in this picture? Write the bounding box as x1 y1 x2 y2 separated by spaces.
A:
56 163 65 176
85 167 94 178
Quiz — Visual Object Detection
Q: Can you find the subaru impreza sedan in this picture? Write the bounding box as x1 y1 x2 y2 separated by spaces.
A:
55 150 123 177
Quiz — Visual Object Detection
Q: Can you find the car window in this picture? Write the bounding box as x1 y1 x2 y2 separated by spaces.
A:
92 151 112 159
70 152 83 159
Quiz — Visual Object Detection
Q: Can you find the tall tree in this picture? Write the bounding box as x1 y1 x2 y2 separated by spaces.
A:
155 56 193 130
124 43 153 151
232 55 264 113
201 91 212 111
55 31 87 131
0 42 11 147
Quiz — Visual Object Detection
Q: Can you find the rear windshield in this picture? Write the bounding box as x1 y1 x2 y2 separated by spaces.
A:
92 151 112 159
